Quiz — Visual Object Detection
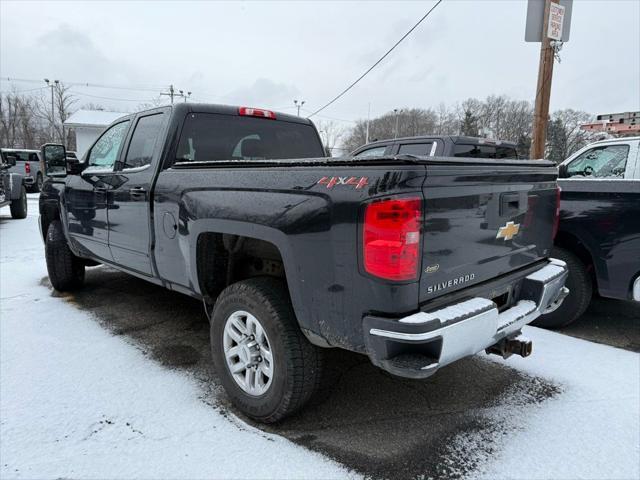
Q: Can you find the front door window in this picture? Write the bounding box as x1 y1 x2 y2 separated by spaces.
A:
87 121 130 169
566 145 629 178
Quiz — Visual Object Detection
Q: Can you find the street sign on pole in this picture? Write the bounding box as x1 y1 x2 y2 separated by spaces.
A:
547 2 565 41
525 0 572 42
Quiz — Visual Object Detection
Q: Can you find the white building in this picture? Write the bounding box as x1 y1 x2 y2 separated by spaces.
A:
64 110 127 158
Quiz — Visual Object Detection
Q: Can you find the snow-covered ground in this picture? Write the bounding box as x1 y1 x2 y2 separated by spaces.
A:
469 328 640 480
1 196 639 480
0 198 355 480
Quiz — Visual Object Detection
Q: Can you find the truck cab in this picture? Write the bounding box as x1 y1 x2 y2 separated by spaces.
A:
351 136 520 160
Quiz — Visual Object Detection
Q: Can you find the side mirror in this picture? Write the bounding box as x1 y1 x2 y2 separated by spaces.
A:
66 157 84 175
558 163 568 178
41 143 68 177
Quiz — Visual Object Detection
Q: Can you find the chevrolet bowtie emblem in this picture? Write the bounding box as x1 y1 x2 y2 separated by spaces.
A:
496 221 520 241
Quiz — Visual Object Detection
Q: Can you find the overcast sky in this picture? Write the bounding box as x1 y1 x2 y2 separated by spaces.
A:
1 0 638 125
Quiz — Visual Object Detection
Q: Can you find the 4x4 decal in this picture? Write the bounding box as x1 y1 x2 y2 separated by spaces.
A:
317 176 369 190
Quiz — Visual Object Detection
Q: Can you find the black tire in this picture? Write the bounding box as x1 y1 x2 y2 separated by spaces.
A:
45 220 85 291
33 173 43 193
532 246 592 329
210 277 324 423
9 186 27 219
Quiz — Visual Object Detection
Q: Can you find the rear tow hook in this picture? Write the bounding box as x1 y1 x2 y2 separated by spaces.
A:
486 334 533 359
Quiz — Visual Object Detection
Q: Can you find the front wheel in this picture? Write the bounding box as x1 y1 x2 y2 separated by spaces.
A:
9 186 27 219
532 246 592 329
210 277 324 423
45 220 85 291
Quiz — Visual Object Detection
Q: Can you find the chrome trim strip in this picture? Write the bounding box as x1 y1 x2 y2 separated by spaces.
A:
122 164 151 173
633 276 640 301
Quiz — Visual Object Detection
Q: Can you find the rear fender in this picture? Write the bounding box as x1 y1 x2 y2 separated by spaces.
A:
189 220 307 333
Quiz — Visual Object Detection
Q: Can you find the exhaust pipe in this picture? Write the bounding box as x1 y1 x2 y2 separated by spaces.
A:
486 335 532 359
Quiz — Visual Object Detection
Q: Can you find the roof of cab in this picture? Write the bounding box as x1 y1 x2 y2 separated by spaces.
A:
134 103 315 126
354 135 517 151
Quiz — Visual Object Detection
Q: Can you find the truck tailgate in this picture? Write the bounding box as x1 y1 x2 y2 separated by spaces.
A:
420 160 558 305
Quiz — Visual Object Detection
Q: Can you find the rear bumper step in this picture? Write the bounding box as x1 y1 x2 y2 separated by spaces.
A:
363 258 569 379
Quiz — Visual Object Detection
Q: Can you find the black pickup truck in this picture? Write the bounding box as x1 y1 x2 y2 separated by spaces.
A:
351 135 519 160
39 103 568 423
534 137 640 328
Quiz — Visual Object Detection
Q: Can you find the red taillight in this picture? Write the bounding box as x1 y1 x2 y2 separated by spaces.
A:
238 107 276 119
363 197 422 281
25 162 31 174
552 186 561 239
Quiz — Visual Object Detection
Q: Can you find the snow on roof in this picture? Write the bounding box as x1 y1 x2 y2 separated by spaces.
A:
64 110 128 128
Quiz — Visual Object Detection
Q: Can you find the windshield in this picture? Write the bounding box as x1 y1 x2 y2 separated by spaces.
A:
176 113 325 162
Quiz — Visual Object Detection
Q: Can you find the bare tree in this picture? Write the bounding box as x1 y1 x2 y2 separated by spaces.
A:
434 103 457 135
316 120 345 156
546 109 594 162
80 102 106 111
36 82 77 145
0 89 48 148
339 94 593 159
135 96 166 112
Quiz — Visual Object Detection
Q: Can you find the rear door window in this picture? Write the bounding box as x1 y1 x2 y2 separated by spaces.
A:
495 146 518 159
354 146 387 158
176 113 324 162
122 113 165 169
454 144 496 159
398 143 433 156
5 151 28 162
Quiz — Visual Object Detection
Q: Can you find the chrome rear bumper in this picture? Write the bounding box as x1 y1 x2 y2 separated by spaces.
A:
363 258 569 379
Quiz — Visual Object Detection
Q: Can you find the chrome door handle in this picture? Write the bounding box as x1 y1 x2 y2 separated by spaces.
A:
129 187 147 199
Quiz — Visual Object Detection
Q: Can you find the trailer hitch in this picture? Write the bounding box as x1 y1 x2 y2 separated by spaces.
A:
486 334 532 359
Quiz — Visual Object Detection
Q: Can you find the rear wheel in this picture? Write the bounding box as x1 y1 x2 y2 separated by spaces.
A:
45 220 85 291
210 277 324 423
532 246 592 329
33 173 43 193
9 186 27 219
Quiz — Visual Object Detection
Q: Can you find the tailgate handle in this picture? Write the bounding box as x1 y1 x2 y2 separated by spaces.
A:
500 193 522 215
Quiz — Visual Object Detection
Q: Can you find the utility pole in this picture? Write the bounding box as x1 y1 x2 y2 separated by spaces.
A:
365 102 371 144
394 109 402 139
294 99 305 116
530 0 559 159
160 85 191 104
161 84 176 104
44 78 59 142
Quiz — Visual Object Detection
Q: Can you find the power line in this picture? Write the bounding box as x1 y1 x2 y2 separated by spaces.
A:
71 91 157 103
0 86 48 95
308 0 443 117
1 76 166 93
301 108 356 124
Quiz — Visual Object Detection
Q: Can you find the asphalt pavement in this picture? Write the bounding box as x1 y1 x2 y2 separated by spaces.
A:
49 264 639 479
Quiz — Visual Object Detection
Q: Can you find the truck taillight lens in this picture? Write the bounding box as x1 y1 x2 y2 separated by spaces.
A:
363 197 422 281
25 162 30 174
238 107 276 119
552 186 561 239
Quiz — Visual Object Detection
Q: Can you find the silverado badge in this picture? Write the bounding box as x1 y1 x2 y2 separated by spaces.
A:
496 221 520 241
